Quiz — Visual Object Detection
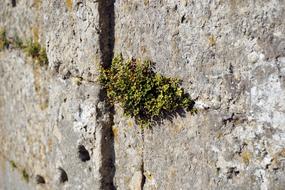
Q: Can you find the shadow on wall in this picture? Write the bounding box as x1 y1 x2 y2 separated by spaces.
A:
99 0 115 69
11 0 16 7
98 0 116 189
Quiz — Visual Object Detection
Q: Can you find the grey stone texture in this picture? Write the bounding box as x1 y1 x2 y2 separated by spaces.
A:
0 0 285 190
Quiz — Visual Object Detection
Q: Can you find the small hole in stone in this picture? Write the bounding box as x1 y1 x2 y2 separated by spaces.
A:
11 0 16 7
63 71 71 80
78 145 90 162
58 167 68 183
35 175 45 184
217 167 221 173
83 125 87 132
181 14 186 23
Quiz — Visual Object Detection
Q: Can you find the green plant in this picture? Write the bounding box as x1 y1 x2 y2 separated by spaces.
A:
10 160 17 169
22 169 29 182
13 35 23 49
24 40 48 66
0 28 48 66
0 28 9 50
99 54 194 127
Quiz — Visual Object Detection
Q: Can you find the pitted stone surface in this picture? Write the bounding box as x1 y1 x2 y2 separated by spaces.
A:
0 0 285 189
113 0 285 189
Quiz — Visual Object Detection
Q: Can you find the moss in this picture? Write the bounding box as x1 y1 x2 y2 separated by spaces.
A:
0 28 48 66
22 169 29 182
9 161 29 183
99 54 194 127
0 28 9 50
13 35 23 49
0 28 23 49
9 160 17 169
24 40 48 66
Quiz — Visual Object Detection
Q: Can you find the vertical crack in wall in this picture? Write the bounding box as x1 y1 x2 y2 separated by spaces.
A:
98 0 115 69
140 129 146 190
97 0 116 190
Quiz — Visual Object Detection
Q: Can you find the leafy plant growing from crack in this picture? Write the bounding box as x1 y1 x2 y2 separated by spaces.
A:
99 54 195 127
0 28 48 66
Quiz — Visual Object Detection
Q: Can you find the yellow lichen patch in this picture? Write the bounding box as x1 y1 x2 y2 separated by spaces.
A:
168 167 177 179
32 27 39 43
0 155 7 175
0 41 4 50
241 150 251 165
32 64 49 110
171 119 185 133
33 0 42 10
127 120 133 127
112 126 119 142
144 0 149 6
33 64 41 94
143 171 153 181
39 96 49 110
182 0 188 6
140 46 147 54
66 0 73 11
216 131 224 139
72 76 83 86
47 138 53 152
208 35 216 46
94 54 101 64
53 125 62 142
279 148 285 157
124 176 131 186
270 148 285 169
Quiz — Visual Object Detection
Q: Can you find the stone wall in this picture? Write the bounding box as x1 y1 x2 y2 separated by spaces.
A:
0 0 285 190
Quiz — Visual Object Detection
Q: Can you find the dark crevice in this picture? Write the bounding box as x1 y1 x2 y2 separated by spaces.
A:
99 114 116 190
97 0 116 189
11 0 16 7
140 128 146 189
140 157 146 190
226 167 240 179
98 0 115 69
35 175 46 184
58 167 68 183
78 145 91 162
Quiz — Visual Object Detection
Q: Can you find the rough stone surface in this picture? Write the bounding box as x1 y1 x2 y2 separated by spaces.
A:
1 0 285 190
